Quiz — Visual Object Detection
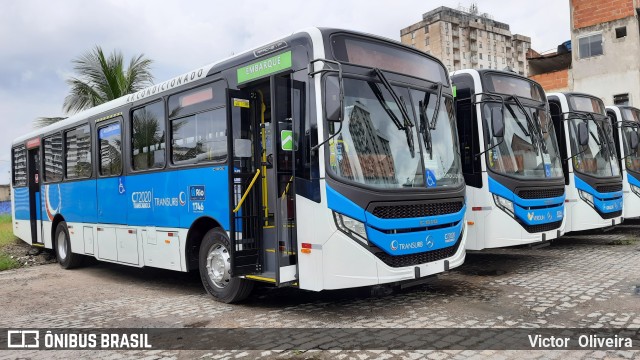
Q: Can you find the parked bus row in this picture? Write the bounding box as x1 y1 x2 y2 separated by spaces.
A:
10 28 639 303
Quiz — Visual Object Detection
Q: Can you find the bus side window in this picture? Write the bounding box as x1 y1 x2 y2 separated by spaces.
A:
12 145 27 187
98 120 123 176
169 81 227 166
65 124 92 179
43 133 63 183
132 101 165 171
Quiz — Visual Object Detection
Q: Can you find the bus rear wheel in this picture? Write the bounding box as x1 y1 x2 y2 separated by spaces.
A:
55 221 83 269
199 228 253 303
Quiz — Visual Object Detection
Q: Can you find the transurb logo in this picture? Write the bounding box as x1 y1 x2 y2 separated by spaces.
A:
390 240 399 251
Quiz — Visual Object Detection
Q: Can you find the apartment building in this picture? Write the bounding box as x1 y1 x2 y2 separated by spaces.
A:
571 0 640 106
400 5 531 75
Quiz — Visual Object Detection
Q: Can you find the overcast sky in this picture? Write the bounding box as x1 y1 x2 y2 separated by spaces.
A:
0 0 570 184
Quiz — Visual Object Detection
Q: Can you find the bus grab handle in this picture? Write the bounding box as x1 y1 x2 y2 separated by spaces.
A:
233 169 261 213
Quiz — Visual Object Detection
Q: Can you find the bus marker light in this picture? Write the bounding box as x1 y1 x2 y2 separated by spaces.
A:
165 240 171 244
472 207 491 211
467 221 475 225
301 248 311 254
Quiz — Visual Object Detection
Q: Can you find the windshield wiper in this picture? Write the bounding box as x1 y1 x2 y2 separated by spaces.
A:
418 99 433 159
371 68 415 157
510 95 546 154
417 83 445 160
429 83 443 129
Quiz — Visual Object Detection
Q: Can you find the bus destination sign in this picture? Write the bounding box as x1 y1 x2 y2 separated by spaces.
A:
237 51 292 84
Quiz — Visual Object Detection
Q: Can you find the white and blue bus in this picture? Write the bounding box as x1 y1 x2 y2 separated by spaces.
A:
450 70 566 250
547 93 623 232
606 105 640 219
11 28 467 303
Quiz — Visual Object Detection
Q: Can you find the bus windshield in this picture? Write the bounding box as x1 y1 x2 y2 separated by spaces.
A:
327 76 463 189
568 116 620 177
483 101 563 179
620 107 640 173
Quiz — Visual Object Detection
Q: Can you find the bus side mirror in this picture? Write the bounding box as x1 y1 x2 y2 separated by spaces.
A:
631 131 639 150
324 76 343 122
491 106 505 138
578 122 589 146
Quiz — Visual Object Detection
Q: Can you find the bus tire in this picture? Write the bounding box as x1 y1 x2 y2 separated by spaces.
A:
199 228 253 303
54 221 83 269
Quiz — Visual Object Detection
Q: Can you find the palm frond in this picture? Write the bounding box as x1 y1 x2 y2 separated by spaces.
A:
34 117 67 128
36 45 154 127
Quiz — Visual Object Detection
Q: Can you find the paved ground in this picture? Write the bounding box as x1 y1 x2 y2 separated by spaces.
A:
1 223 639 359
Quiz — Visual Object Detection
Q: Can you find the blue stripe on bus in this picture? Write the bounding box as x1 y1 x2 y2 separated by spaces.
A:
326 185 366 222
13 187 29 219
627 172 640 188
513 203 564 225
327 184 464 256
488 176 565 226
367 218 463 256
488 176 565 207
573 175 623 214
17 166 231 230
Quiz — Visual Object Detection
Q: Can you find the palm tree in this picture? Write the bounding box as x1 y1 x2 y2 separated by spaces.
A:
35 46 154 127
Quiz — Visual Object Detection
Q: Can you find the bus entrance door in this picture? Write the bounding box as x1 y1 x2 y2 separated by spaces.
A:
227 88 265 278
27 147 43 245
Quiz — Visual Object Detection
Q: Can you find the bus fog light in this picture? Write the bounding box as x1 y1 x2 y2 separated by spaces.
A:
631 184 640 197
578 190 594 206
333 212 368 243
492 194 515 217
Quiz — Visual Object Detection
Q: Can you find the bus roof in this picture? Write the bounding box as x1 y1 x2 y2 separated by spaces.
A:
12 27 324 146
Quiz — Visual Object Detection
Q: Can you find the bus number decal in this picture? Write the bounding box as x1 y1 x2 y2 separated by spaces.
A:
190 185 205 213
131 191 152 209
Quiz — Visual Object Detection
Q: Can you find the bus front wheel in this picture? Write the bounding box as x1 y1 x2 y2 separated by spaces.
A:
199 228 253 303
55 221 83 269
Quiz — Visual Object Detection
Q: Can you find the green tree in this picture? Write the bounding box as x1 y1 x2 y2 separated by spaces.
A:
35 46 154 127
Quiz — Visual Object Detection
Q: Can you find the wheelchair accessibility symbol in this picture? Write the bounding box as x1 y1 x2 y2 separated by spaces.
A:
118 177 126 194
425 169 437 188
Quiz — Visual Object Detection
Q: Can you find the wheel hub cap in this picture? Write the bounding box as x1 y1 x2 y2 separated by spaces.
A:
206 244 230 288
57 232 67 260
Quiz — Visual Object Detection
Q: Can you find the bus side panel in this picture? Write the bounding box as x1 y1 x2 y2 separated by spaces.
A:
12 187 31 243
123 167 230 230
178 167 231 230
58 180 98 224
97 177 128 225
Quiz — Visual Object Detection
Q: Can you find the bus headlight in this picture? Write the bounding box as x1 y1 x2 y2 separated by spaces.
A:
333 212 368 244
578 190 594 206
631 184 640 198
492 194 515 218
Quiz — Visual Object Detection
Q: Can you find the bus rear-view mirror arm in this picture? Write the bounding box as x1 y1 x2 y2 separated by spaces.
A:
309 59 345 153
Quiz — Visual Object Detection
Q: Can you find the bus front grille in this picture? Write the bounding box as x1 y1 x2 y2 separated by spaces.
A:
596 184 622 193
598 210 622 219
371 201 464 219
373 236 462 268
521 220 563 234
517 187 564 199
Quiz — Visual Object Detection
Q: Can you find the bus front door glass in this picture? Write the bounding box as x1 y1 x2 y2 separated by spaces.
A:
228 88 263 277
